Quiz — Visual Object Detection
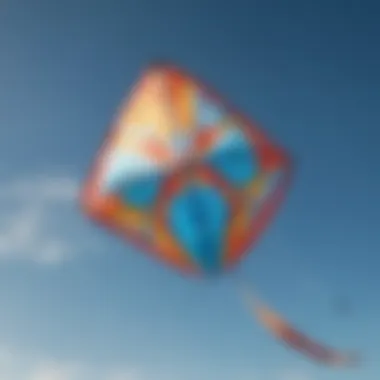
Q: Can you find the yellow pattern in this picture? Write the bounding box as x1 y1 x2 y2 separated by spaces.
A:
111 71 175 157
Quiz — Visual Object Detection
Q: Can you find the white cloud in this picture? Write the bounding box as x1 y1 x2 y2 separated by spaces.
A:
0 175 84 264
0 345 143 380
0 176 79 204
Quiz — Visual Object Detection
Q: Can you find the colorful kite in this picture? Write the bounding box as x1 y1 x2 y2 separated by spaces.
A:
80 63 292 274
80 62 359 367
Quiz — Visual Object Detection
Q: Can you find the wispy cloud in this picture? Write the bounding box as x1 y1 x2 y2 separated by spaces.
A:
0 176 79 204
0 345 143 380
0 174 87 264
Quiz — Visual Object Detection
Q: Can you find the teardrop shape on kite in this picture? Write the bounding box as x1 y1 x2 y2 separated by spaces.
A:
168 184 229 273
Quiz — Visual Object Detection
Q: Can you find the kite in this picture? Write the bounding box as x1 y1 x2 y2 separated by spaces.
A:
80 62 359 367
80 63 291 274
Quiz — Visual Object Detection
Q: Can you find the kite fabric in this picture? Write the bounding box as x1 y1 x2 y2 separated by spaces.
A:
243 289 360 368
80 63 292 275
80 62 360 367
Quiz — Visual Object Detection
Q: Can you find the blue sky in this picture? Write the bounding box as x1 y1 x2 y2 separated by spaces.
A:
0 0 379 379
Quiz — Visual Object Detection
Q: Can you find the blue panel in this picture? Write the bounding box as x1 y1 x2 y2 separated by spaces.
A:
168 184 229 273
119 174 162 209
207 141 257 188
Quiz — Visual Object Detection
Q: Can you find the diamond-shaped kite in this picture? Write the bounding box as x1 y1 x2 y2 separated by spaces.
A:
80 63 292 275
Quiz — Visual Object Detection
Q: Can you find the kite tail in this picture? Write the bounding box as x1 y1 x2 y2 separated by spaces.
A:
236 280 360 368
